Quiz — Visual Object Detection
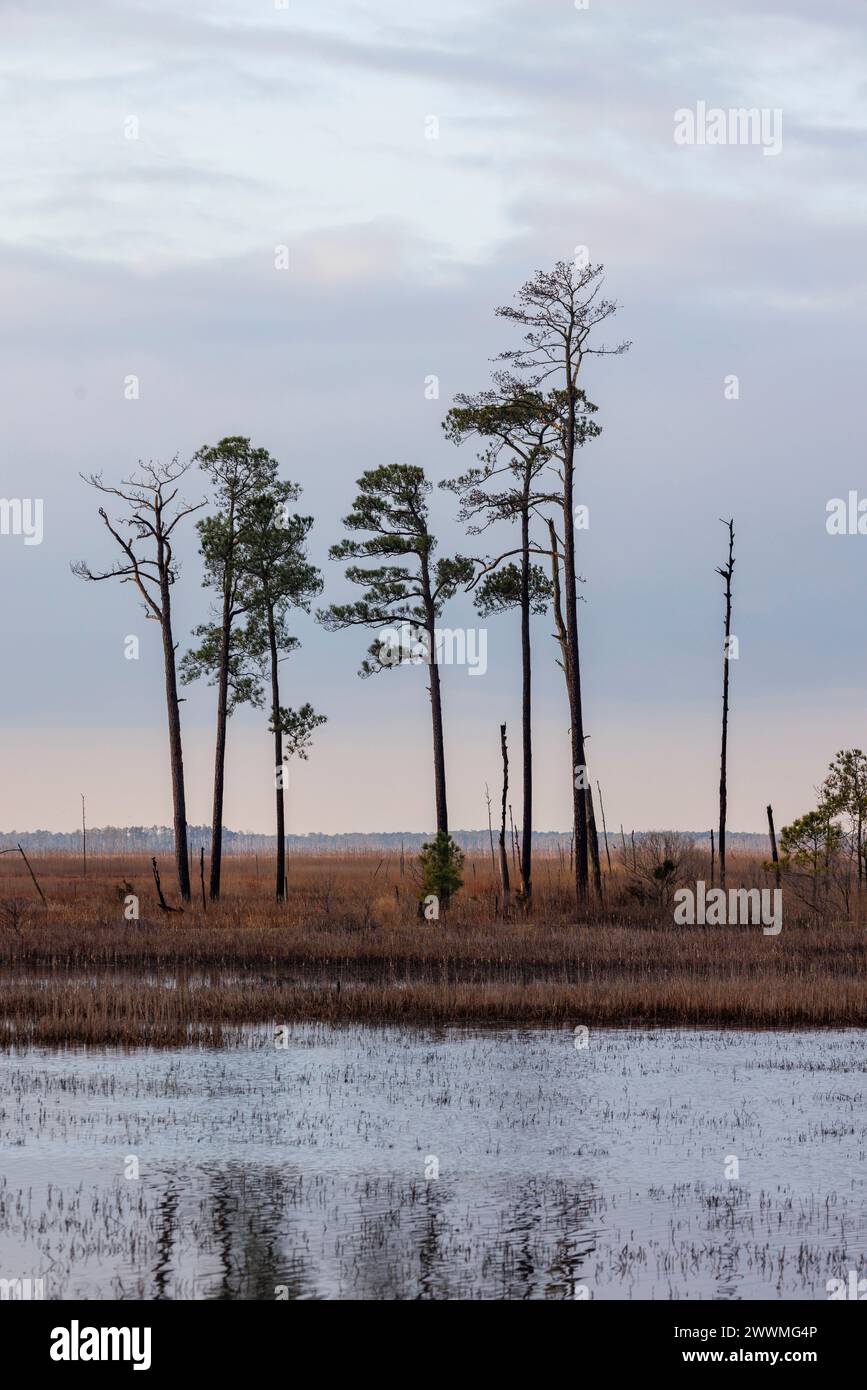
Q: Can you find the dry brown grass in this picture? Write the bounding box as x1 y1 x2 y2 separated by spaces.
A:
0 850 864 1044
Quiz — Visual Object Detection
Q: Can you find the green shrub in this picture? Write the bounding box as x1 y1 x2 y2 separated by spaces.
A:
418 831 464 905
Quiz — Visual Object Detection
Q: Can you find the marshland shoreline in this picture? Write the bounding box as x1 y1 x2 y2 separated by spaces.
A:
0 853 864 1045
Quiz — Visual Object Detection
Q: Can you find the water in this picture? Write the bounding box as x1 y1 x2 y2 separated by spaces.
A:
0 1026 864 1300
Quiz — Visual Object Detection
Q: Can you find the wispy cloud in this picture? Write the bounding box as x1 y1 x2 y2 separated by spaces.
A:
1 0 866 834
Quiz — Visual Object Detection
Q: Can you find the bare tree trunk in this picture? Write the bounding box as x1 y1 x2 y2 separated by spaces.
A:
498 723 510 908
597 781 612 871
421 571 448 834
428 648 448 834
717 519 735 892
520 502 532 903
509 804 519 871
710 828 715 889
546 516 587 913
586 784 604 904
159 565 191 901
14 844 47 904
766 803 781 890
485 784 496 880
267 601 285 901
562 403 589 908
209 573 233 901
151 856 180 912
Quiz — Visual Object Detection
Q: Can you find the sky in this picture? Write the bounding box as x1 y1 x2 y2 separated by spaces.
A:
1 0 866 836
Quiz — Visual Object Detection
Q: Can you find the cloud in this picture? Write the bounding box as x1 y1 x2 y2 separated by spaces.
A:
2 0 867 834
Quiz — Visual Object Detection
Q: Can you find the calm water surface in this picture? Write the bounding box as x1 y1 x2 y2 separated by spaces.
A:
0 1025 864 1299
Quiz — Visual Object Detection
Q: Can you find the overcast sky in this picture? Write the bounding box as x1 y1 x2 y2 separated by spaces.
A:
1 0 865 836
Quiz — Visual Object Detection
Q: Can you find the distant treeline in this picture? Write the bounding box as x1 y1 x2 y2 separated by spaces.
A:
0 827 768 856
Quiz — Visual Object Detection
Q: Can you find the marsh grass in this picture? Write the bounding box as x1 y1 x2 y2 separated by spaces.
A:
0 851 864 1044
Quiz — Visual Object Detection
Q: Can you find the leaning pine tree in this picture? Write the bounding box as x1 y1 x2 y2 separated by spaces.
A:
496 260 628 910
319 464 472 903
